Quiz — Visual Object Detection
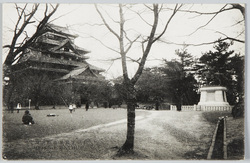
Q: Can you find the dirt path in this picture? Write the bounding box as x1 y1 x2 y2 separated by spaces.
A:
3 110 215 160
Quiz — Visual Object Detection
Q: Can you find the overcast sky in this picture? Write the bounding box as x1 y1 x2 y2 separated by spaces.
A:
2 3 245 79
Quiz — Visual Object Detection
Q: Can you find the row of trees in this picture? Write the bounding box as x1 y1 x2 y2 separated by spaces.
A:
5 39 243 110
135 40 244 111
3 75 119 109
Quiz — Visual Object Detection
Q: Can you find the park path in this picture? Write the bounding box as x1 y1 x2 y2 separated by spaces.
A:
3 110 216 160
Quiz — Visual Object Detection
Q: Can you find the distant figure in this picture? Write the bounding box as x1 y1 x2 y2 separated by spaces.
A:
155 101 160 110
76 102 81 108
9 101 14 113
85 101 89 111
90 102 94 108
22 110 35 125
73 104 76 112
69 104 73 113
16 103 21 113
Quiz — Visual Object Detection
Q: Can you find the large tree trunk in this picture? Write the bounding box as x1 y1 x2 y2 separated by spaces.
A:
119 81 136 154
120 100 136 152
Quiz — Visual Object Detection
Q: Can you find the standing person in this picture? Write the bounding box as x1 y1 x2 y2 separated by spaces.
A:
9 101 14 113
69 104 73 113
85 101 89 111
22 110 35 125
17 103 21 113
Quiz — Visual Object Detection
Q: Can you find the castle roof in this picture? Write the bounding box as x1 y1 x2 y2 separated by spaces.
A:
45 24 78 38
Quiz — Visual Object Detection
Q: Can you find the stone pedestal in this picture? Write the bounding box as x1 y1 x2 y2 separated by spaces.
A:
197 86 230 111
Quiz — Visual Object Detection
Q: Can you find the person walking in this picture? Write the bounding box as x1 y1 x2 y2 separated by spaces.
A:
69 104 73 113
85 101 89 111
17 103 21 113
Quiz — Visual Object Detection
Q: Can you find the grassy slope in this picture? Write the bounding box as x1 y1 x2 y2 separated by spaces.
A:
3 109 243 160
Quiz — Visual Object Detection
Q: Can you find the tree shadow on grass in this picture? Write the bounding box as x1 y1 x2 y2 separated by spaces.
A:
109 146 150 160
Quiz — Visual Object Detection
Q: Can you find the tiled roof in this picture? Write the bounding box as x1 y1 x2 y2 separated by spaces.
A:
45 24 78 38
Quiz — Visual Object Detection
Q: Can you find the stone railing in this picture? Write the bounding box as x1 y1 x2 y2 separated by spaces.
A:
170 105 232 111
197 105 232 111
170 105 196 111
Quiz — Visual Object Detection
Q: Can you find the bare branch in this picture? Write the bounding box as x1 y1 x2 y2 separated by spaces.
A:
14 3 27 35
159 37 245 47
131 4 160 84
176 7 232 15
230 19 244 27
158 4 164 13
95 4 120 40
153 4 181 43
187 4 228 36
49 6 84 23
124 35 140 55
144 4 153 11
126 56 141 64
84 35 120 54
4 4 58 66
127 7 153 27
106 60 115 72
44 4 48 17
119 4 129 80
231 4 245 19
103 8 120 24
141 40 145 54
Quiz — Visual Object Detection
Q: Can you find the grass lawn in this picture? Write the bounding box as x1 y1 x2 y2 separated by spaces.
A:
2 109 244 160
3 110 215 160
2 107 149 142
201 111 232 124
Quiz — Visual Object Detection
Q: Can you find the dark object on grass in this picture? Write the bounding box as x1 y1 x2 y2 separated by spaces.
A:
47 113 57 117
22 110 35 125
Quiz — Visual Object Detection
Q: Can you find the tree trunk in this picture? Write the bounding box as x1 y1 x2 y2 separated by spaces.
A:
119 81 136 154
120 100 136 152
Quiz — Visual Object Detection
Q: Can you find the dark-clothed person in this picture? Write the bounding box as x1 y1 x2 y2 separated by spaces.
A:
22 110 35 125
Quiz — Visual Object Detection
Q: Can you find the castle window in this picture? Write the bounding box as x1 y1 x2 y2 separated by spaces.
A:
64 47 69 52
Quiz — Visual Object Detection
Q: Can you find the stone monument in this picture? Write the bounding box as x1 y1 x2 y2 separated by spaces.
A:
197 86 231 111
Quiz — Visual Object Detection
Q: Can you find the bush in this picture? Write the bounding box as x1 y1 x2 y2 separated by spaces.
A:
232 101 244 118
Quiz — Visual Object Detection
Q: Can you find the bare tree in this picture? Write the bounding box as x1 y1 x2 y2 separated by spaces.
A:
3 3 59 106
3 3 59 67
95 4 182 154
160 4 245 46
